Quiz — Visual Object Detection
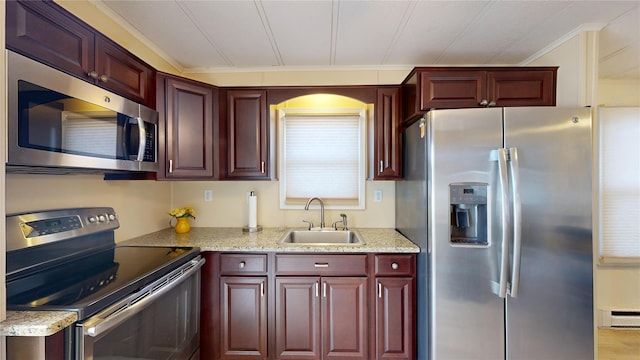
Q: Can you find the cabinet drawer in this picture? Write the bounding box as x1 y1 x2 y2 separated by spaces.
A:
374 254 415 276
220 254 267 275
275 254 367 276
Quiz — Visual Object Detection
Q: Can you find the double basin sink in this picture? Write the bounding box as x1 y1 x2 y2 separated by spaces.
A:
279 229 365 246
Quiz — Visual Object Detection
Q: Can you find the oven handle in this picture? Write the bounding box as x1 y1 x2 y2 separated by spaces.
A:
83 256 204 337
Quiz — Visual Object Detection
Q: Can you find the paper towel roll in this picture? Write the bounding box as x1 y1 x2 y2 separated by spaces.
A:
248 192 257 228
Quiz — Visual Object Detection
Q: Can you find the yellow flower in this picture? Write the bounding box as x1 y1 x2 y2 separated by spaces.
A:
169 206 196 219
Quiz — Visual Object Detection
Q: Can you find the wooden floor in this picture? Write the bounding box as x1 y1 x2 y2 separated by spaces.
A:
598 328 640 360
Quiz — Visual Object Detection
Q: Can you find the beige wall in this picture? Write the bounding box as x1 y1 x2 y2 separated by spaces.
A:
171 180 395 229
598 79 640 106
5 175 171 243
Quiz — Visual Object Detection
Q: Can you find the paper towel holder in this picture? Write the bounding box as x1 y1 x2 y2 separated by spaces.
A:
243 191 262 232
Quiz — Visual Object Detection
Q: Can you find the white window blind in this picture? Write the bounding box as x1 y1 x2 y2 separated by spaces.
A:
279 109 365 208
599 107 640 260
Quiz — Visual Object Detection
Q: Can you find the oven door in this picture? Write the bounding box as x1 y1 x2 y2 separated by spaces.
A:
76 256 204 360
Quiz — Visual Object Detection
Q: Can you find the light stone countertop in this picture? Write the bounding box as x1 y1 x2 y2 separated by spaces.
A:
0 311 78 337
120 227 420 253
1 227 418 337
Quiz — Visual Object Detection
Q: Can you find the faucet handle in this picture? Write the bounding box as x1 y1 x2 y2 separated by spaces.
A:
302 220 314 230
340 213 348 230
332 220 343 230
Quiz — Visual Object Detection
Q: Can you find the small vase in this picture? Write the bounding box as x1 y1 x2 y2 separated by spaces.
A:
174 217 191 234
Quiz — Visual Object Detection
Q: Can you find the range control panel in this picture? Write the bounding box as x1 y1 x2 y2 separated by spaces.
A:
7 207 119 251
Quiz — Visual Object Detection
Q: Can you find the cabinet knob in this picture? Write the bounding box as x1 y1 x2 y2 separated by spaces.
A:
88 71 109 83
488 101 496 107
391 262 399 270
479 99 489 106
239 261 246 269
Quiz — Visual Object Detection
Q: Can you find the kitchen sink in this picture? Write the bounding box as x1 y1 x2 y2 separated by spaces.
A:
279 229 365 246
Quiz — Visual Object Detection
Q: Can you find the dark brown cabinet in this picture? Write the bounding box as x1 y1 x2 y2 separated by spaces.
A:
275 277 368 360
202 252 415 360
373 87 402 179
402 67 557 120
220 277 268 359
223 90 270 179
203 253 268 360
374 255 416 360
275 254 369 360
157 74 218 179
6 0 156 108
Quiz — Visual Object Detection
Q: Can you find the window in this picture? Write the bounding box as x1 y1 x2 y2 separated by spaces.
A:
278 107 367 209
599 107 640 262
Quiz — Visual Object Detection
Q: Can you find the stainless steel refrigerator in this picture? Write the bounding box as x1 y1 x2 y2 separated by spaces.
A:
396 107 594 359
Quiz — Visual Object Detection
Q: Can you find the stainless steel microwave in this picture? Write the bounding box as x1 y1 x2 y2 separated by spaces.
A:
6 50 158 173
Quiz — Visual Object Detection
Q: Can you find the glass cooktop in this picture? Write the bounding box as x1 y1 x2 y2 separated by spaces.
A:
6 245 200 320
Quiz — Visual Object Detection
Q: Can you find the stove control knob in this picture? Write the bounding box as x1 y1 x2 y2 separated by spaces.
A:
108 214 116 221
98 215 106 222
88 216 97 223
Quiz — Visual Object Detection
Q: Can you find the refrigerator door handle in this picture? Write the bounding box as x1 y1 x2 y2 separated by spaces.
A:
508 147 522 297
497 148 511 299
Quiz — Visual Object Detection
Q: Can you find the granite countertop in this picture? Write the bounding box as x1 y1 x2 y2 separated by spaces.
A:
121 227 420 253
1 227 418 337
0 311 77 337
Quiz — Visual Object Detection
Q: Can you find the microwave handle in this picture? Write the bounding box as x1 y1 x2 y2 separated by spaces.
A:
135 117 146 162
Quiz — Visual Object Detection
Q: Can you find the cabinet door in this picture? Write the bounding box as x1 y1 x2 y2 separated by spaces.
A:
375 277 414 360
420 71 485 109
275 277 321 360
226 90 269 179
220 277 268 359
322 277 368 360
374 87 402 179
95 36 155 107
162 76 216 179
6 0 94 80
487 70 556 107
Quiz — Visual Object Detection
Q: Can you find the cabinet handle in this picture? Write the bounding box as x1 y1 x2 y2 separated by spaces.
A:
378 283 382 298
323 282 327 298
260 282 264 297
379 160 384 173
261 161 265 174
488 101 496 107
239 261 246 269
314 263 329 268
315 281 319 297
169 160 173 174
479 99 489 106
391 262 399 270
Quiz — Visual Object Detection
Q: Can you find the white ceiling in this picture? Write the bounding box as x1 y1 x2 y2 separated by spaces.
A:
97 0 640 79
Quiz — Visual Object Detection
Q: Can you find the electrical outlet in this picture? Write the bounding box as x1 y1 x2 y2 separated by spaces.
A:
374 190 383 202
204 189 213 202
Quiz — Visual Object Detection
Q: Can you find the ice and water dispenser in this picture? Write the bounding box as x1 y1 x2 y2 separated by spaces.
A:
449 183 488 246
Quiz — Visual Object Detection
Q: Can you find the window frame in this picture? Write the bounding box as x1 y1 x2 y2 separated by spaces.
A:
277 107 367 210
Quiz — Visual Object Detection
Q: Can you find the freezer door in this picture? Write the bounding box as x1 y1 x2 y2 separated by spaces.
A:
428 108 505 360
504 107 593 360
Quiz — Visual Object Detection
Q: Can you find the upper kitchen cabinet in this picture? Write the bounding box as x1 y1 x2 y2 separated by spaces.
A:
402 67 557 120
373 87 402 180
157 74 218 180
222 90 270 180
6 0 156 108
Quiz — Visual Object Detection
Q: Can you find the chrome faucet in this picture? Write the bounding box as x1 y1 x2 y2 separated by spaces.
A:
304 197 325 229
332 213 348 230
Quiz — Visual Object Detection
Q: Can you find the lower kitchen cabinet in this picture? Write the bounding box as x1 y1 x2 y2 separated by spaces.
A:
201 252 415 360
220 277 268 359
375 278 414 359
275 277 368 360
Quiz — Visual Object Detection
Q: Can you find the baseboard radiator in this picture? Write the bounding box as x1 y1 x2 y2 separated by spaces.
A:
599 309 640 328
